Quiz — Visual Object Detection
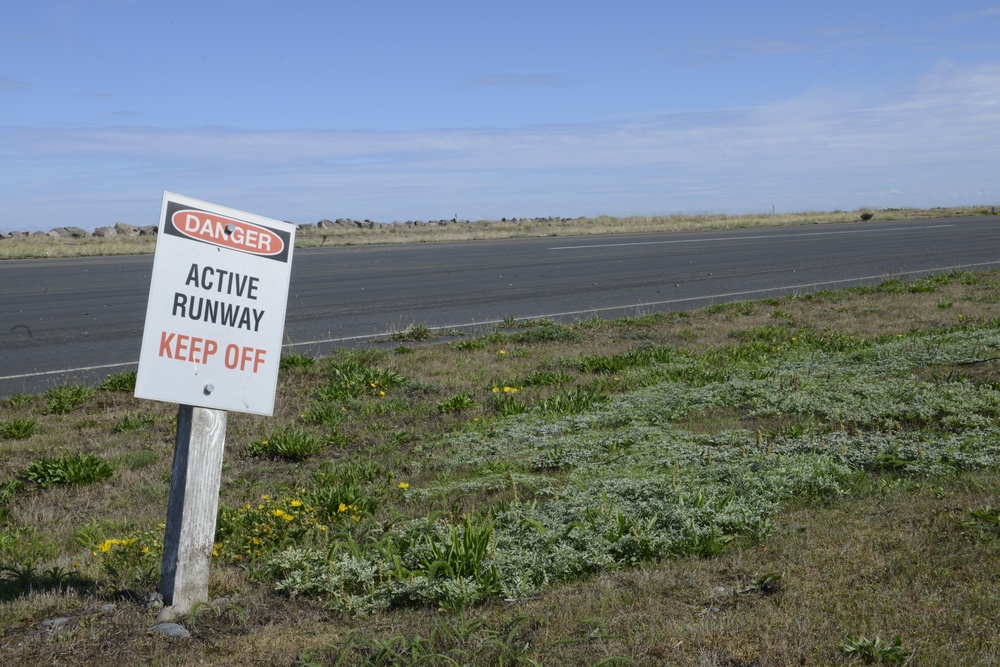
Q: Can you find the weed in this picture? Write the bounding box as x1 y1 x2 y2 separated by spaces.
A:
112 412 155 433
2 393 33 409
43 384 96 414
535 385 605 415
841 634 909 663
518 369 574 387
98 369 137 392
390 323 435 341
492 391 528 417
280 352 317 370
0 417 36 439
22 453 115 488
245 427 328 461
299 402 346 426
438 392 477 414
511 323 580 344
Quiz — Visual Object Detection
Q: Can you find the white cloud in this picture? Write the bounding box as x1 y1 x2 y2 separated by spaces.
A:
1 62 998 229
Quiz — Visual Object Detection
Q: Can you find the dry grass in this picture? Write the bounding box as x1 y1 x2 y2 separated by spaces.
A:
2 205 995 259
3 269 1000 664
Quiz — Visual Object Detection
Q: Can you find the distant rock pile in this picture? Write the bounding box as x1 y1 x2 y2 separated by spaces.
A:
0 221 157 240
0 216 577 240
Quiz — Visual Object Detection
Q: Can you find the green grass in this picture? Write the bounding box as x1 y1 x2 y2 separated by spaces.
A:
4 268 1000 663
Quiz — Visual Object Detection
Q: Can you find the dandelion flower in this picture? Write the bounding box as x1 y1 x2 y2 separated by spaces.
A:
398 482 410 490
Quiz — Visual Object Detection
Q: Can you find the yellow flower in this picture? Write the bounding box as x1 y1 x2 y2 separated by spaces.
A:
282 513 295 522
261 494 270 500
291 499 304 507
503 386 518 394
273 509 287 518
351 515 361 522
338 503 348 513
398 482 410 490
492 386 500 393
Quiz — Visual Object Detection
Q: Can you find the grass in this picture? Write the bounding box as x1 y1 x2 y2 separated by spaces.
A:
2 268 1000 663
1 205 996 259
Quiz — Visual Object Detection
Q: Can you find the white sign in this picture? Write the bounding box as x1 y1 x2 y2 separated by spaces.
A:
135 192 295 415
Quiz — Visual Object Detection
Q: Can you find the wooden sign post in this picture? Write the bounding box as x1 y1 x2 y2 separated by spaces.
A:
135 192 295 620
158 406 227 619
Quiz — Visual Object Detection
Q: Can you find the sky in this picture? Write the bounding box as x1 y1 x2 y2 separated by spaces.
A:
2 1 1000 232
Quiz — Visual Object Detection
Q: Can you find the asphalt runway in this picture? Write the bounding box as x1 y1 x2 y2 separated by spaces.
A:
2 216 999 397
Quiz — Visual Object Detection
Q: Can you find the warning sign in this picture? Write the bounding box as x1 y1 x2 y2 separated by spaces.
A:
135 192 296 415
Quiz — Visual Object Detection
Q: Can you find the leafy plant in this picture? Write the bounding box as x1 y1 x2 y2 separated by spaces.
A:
112 412 155 433
437 392 476 414
511 323 580 344
841 634 909 663
280 352 316 370
390 323 434 341
90 528 163 587
421 516 502 598
98 369 137 392
245 427 327 461
23 453 114 488
0 417 36 440
2 393 32 409
318 358 407 401
43 384 96 414
535 385 605 415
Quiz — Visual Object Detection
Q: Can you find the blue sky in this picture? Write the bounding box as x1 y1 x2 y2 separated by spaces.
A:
2 1 999 232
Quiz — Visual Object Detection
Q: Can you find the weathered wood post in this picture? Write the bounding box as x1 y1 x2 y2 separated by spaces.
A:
157 405 227 620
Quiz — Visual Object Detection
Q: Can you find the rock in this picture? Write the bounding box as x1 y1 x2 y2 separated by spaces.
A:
93 226 117 237
316 219 336 229
100 603 118 613
114 222 140 236
143 591 164 612
137 225 158 236
37 617 72 635
47 230 61 238
31 231 47 236
0 231 10 240
335 218 351 226
63 226 90 238
151 622 190 639
9 230 24 238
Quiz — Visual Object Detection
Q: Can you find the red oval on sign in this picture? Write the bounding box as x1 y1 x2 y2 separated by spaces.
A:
171 210 284 256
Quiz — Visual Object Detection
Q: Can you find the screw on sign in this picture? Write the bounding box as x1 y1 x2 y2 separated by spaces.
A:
134 192 296 619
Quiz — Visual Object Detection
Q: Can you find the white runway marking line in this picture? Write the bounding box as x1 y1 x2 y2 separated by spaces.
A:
2 258 996 382
547 224 956 250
